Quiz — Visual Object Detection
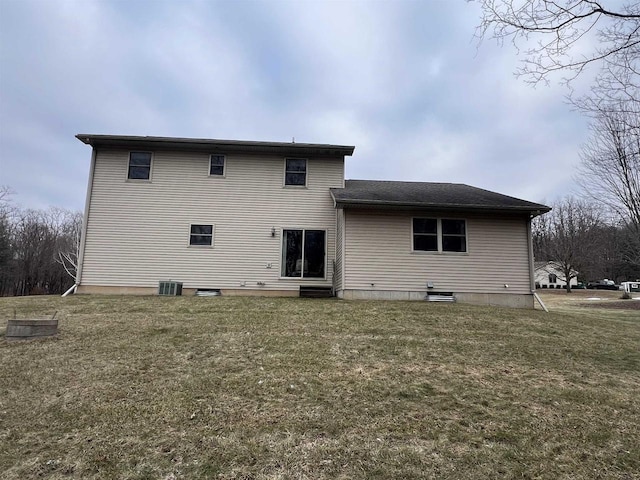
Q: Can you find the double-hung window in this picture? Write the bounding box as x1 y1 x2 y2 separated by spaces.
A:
285 158 307 186
189 224 213 246
128 152 152 180
413 219 438 251
413 218 467 253
209 154 225 176
441 219 466 252
282 229 325 278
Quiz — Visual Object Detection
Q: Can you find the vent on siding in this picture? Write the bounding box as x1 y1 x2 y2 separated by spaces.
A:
158 281 183 296
425 291 455 302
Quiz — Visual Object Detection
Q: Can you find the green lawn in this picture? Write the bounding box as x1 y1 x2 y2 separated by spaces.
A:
1 294 639 479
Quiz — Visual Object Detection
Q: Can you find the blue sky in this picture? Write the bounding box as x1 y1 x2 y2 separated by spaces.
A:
0 0 591 211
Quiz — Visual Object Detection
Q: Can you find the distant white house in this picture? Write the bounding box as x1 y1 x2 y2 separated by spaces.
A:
534 262 578 289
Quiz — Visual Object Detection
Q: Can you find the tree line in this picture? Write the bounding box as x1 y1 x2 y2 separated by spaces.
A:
533 108 640 291
0 187 81 296
533 197 640 290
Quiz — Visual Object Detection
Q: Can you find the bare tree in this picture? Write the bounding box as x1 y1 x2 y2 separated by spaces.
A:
2 203 84 296
579 109 640 225
578 107 640 267
533 197 602 292
0 186 14 295
55 210 83 283
473 1 640 113
0 185 15 214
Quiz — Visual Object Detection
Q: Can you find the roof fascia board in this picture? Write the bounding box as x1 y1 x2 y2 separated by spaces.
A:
334 199 550 215
76 134 355 157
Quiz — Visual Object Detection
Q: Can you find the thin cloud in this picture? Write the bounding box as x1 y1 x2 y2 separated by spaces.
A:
0 0 588 210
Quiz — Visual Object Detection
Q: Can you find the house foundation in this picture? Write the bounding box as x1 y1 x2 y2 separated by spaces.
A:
339 289 534 308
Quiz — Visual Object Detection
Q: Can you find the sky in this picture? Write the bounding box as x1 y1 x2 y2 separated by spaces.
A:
0 0 594 212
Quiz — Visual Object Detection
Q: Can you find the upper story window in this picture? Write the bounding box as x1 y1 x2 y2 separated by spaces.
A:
209 154 225 176
189 224 213 246
548 273 557 283
128 152 152 180
413 218 467 253
285 158 307 186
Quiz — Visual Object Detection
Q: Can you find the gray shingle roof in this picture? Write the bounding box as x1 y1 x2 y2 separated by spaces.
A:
331 180 550 214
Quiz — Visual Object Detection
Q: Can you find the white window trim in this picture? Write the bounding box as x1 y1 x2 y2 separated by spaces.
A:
411 218 468 254
126 151 154 182
279 227 328 280
188 223 215 248
283 158 308 188
209 154 226 177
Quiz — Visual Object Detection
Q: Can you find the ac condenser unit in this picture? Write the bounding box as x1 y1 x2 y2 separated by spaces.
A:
158 281 183 296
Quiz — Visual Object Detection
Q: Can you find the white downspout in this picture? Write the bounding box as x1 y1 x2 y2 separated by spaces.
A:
528 214 548 312
75 146 97 290
62 284 77 297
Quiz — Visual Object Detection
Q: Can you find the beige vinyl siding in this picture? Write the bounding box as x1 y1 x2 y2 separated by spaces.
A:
343 210 532 294
81 149 343 290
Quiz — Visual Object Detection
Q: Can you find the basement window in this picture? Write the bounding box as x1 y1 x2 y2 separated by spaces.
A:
189 224 213 246
413 218 467 253
128 152 152 180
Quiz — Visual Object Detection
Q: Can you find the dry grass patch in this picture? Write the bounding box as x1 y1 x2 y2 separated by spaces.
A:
538 289 640 317
1 295 639 479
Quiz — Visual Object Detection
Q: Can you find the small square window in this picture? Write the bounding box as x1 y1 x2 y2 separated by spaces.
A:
128 152 152 180
190 224 213 246
210 155 225 176
285 158 307 186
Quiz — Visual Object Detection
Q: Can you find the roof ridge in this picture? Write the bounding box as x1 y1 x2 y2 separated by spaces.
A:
346 179 459 185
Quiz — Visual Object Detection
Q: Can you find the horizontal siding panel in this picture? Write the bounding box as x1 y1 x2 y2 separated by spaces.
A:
343 210 532 294
81 150 342 289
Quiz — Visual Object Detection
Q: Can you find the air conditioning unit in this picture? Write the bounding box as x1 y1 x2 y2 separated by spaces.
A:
158 281 183 296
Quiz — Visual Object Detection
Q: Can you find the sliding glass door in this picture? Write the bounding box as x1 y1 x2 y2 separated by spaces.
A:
282 229 326 278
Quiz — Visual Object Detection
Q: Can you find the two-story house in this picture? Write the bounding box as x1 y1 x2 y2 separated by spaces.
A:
76 134 550 308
